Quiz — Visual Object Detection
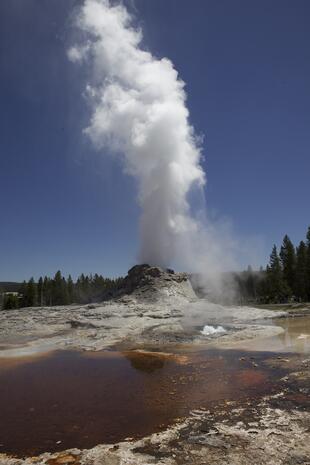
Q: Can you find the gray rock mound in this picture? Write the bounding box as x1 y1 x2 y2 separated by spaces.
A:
114 264 197 303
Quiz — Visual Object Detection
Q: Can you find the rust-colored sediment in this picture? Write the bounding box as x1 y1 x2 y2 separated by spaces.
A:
234 369 269 387
0 348 284 458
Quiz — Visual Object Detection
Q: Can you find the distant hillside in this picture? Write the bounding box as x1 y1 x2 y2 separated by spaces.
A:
0 282 22 293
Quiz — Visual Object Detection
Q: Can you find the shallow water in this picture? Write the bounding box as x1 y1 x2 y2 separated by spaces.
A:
231 316 310 353
0 348 280 458
274 316 310 352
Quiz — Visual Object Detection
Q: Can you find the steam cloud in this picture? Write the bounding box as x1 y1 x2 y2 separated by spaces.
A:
69 0 241 289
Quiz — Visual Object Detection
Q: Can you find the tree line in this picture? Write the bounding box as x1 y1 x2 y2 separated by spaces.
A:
1 271 124 310
2 226 310 310
235 226 310 304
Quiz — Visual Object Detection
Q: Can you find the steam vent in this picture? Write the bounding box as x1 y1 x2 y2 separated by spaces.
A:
115 264 197 302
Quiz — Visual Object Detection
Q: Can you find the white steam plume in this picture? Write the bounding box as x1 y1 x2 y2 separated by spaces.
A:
68 0 206 267
68 0 242 292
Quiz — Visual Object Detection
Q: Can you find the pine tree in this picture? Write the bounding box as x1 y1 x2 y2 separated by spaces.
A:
279 235 296 296
266 245 289 302
75 273 91 303
306 226 310 301
22 278 37 307
52 271 68 305
61 277 69 305
67 275 74 304
43 276 52 306
19 281 27 307
2 293 19 310
256 270 269 303
244 266 256 300
37 277 44 306
295 241 308 301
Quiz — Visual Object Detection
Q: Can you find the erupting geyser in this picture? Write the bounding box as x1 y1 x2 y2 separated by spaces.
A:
68 0 205 269
69 0 238 288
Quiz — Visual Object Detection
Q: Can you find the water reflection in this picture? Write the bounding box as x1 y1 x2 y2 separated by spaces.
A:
124 351 166 373
0 348 274 458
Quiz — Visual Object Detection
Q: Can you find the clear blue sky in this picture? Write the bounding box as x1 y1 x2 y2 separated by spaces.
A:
0 0 309 281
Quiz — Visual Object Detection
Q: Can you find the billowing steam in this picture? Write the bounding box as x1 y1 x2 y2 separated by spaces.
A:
68 0 239 292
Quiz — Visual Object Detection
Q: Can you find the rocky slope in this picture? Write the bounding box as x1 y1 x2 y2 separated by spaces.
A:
112 264 197 303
